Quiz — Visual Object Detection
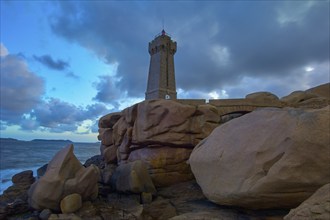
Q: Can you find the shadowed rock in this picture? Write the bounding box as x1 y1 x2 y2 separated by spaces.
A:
284 183 330 220
111 160 156 194
28 144 99 211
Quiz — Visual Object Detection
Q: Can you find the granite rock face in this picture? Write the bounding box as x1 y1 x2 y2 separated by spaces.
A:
129 100 219 147
281 83 330 109
306 82 330 99
128 147 193 187
98 100 220 186
284 183 330 220
245 91 280 103
111 160 156 194
0 170 35 218
189 106 330 209
28 145 99 211
12 170 35 185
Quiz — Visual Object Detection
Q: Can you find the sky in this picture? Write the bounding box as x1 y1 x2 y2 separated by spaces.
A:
0 1 329 142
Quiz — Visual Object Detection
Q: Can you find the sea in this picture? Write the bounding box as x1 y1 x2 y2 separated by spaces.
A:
0 138 100 195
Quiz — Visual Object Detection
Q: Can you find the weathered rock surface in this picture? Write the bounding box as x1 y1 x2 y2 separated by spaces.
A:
98 112 122 129
128 147 193 187
190 106 330 209
98 112 122 143
83 155 104 170
141 192 153 204
246 91 280 103
111 160 156 194
11 170 34 185
37 164 48 178
169 211 228 220
99 99 220 186
28 145 99 211
39 209 52 220
281 91 318 104
0 170 35 218
130 101 219 147
284 183 330 220
48 213 82 220
306 82 330 99
101 164 117 185
142 197 177 219
281 83 330 109
103 145 118 164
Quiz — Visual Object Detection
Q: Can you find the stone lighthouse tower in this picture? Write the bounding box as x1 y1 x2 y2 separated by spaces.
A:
145 30 177 100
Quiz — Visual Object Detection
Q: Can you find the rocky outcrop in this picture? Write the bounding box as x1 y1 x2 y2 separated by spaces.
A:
37 164 48 178
83 155 104 170
0 170 35 219
128 147 193 187
98 99 220 187
281 83 330 109
48 213 82 220
110 160 156 194
98 112 122 164
284 183 330 220
189 106 330 209
28 145 99 211
245 91 280 103
11 170 35 185
39 209 52 220
306 83 330 99
129 101 219 147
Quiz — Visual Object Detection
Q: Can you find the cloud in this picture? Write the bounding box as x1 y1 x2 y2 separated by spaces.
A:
28 98 110 131
0 43 9 57
0 45 45 124
66 71 79 79
48 1 329 99
0 43 112 133
33 54 70 71
92 75 122 107
276 1 317 26
20 99 111 132
33 54 79 79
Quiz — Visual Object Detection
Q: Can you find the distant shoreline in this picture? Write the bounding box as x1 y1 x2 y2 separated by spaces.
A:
0 138 100 144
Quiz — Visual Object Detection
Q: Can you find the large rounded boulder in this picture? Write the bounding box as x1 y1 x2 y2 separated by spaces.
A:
189 106 330 209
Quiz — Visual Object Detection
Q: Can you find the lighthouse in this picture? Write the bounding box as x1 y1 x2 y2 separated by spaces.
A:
145 30 177 100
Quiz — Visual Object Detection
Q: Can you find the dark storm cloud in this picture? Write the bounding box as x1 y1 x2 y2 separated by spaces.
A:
0 44 111 132
0 54 45 123
93 75 121 108
25 99 110 132
33 54 80 79
50 1 329 98
33 54 70 71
